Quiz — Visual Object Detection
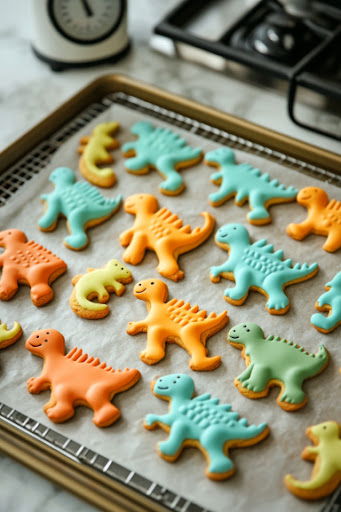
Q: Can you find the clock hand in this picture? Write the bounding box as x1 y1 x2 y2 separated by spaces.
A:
80 0 93 17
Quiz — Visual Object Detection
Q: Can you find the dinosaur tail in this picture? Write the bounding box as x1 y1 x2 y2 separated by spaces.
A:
80 154 114 180
180 212 215 250
202 311 229 332
284 469 338 499
109 368 141 390
276 261 319 283
269 180 297 199
75 290 108 313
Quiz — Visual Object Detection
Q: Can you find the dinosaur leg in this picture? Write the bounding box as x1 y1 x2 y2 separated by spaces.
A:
0 267 19 300
263 275 289 313
181 328 221 371
323 227 341 252
65 211 89 250
157 158 184 194
86 384 120 427
45 386 75 422
279 371 305 406
125 155 150 173
201 427 234 477
28 265 57 305
209 183 235 206
154 241 183 281
224 268 251 304
240 365 271 393
248 190 270 223
140 326 167 365
123 232 148 265
286 220 312 240
38 195 60 230
311 310 339 332
158 420 189 459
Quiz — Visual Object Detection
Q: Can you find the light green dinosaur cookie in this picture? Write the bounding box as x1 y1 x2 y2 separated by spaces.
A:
70 259 132 319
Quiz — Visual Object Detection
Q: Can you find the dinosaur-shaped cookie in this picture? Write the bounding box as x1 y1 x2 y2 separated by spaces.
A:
205 147 297 224
38 167 122 250
287 187 341 252
0 229 67 306
311 271 341 334
210 223 318 314
228 323 329 411
120 194 215 282
122 121 203 195
78 122 120 188
127 279 228 370
25 329 141 427
144 374 269 480
285 421 341 500
70 259 133 319
0 320 22 349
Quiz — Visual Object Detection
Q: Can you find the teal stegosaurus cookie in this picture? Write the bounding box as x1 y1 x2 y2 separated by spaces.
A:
38 167 122 250
122 121 203 195
311 271 341 334
210 223 319 314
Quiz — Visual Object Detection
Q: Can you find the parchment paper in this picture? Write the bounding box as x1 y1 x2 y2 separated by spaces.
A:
0 104 340 512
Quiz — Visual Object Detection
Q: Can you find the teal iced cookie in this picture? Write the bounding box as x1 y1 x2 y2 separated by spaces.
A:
311 271 341 334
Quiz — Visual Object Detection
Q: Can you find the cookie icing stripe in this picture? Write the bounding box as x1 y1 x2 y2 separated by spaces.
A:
70 259 132 319
0 320 22 349
127 279 228 371
79 122 120 187
205 147 297 224
311 271 341 333
25 329 141 427
0 229 67 307
285 421 341 500
122 121 203 195
210 223 318 314
286 187 341 252
228 323 328 411
144 373 269 480
120 194 215 282
38 167 122 250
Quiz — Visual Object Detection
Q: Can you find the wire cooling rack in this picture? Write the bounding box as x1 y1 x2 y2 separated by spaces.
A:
0 91 340 512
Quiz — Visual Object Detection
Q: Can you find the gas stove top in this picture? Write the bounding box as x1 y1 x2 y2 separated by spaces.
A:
152 0 341 141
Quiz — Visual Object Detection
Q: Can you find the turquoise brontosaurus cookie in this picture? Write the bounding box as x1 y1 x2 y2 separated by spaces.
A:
311 271 341 334
228 323 329 411
205 147 297 224
144 373 269 480
122 121 203 195
38 167 122 250
210 223 319 314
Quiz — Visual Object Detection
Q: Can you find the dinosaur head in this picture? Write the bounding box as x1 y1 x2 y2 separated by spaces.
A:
124 194 159 215
215 223 250 248
133 279 168 303
153 374 194 400
309 421 340 442
131 121 154 136
106 259 132 280
0 229 27 247
49 167 76 186
228 323 265 347
93 122 118 136
297 187 328 208
25 329 65 358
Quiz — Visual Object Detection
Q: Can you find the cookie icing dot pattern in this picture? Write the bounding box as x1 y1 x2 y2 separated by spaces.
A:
210 223 319 314
127 279 228 370
38 167 122 250
286 187 341 252
285 421 341 500
25 329 141 427
122 121 203 195
205 147 297 224
144 374 269 480
228 323 329 411
311 271 341 333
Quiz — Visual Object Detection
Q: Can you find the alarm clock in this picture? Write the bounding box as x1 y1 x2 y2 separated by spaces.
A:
31 0 129 71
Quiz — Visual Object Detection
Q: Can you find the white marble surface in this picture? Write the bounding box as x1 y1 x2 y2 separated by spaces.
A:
0 2 340 512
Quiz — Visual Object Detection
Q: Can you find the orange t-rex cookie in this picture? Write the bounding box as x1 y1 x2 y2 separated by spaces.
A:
25 329 141 427
0 229 67 306
127 279 228 370
0 319 22 349
78 122 120 188
120 194 215 281
287 187 341 252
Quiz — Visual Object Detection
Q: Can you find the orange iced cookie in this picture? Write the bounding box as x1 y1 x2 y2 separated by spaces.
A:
127 279 228 370
287 187 341 252
78 122 120 188
120 194 215 281
26 329 141 427
0 229 67 306
0 320 22 350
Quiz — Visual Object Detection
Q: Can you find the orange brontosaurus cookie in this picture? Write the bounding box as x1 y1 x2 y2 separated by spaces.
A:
127 279 228 370
120 194 215 281
287 187 341 252
25 329 141 427
0 229 67 306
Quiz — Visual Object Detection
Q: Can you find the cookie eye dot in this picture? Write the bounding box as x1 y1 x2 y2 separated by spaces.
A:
246 329 250 332
121 267 124 270
151 282 155 285
173 381 177 384
177 376 181 378
243 325 247 328
44 339 48 342
323 425 327 430
46 331 50 335
36 335 39 338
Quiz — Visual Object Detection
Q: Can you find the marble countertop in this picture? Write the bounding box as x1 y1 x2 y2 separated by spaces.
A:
1 1 339 511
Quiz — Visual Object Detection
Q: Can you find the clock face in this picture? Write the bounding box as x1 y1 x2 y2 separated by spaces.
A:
48 0 125 45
